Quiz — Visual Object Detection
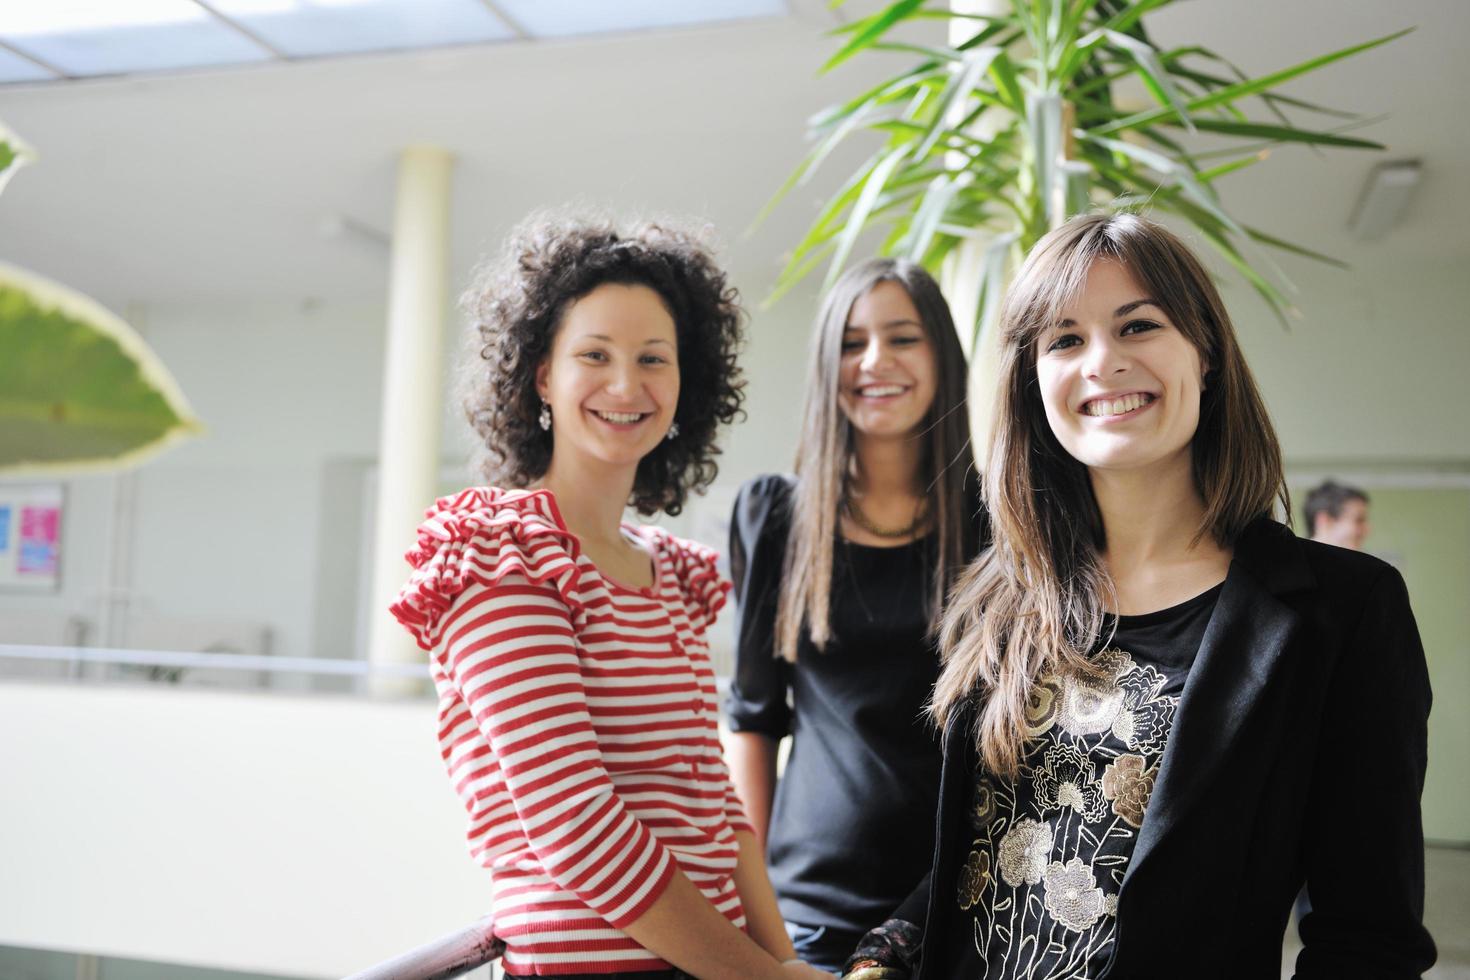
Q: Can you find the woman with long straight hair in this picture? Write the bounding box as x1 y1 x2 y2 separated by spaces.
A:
725 258 985 973
842 213 1435 979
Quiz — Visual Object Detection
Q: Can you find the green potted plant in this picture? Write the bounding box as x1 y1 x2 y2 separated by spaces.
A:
765 0 1405 339
0 122 200 474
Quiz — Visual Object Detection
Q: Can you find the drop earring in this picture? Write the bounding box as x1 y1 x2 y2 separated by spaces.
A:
538 401 552 431
666 422 679 441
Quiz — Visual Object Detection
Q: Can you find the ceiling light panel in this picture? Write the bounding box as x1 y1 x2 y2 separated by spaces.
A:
1348 160 1424 241
208 0 514 58
495 0 788 39
0 0 271 77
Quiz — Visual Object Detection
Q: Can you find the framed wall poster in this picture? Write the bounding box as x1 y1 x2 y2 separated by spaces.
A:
0 484 64 592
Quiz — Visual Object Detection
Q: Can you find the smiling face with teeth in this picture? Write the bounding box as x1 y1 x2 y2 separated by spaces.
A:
1036 259 1208 478
535 283 679 475
836 280 939 442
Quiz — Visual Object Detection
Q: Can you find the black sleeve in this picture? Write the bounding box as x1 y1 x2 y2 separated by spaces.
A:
722 474 795 738
842 915 924 979
1295 566 1437 978
891 870 930 926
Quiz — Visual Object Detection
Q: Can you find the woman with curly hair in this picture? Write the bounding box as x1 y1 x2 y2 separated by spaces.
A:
390 215 828 980
724 258 984 973
841 213 1435 979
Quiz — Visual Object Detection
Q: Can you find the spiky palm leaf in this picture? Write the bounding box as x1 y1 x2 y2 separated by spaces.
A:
766 0 1407 336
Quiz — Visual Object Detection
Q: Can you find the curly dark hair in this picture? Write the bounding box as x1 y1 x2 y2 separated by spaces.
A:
461 213 746 516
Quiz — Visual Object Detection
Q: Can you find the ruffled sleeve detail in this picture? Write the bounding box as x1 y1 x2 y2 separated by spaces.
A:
647 528 731 636
389 487 584 652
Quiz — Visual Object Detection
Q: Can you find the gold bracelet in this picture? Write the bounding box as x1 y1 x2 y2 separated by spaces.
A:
844 968 909 980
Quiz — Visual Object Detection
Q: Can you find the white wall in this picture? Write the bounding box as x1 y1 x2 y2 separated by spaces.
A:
0 680 487 979
2 299 387 675
129 298 386 665
1220 248 1470 465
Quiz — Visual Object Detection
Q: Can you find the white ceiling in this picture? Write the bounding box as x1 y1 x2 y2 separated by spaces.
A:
0 0 1463 313
1146 0 1468 271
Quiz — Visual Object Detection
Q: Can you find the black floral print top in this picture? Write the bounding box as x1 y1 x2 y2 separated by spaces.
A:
937 583 1221 980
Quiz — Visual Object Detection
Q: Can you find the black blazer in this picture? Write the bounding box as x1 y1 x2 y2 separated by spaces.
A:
902 519 1436 979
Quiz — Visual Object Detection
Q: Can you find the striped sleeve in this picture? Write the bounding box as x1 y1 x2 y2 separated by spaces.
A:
723 777 753 835
438 573 678 928
658 532 731 636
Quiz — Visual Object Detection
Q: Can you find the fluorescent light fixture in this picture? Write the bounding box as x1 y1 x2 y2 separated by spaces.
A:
209 0 513 58
318 212 389 247
0 0 270 76
495 0 788 39
1348 160 1423 241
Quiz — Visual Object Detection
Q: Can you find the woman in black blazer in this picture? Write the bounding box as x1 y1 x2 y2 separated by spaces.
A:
842 213 1435 979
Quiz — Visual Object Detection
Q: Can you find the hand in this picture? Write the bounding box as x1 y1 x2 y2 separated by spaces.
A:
780 961 834 979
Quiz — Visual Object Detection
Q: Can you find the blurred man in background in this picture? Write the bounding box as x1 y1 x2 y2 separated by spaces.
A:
1304 479 1371 551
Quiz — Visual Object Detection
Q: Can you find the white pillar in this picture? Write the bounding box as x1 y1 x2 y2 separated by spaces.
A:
943 0 1012 450
366 146 454 695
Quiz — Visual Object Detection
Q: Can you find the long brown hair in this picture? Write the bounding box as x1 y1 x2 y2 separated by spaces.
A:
775 258 974 662
932 213 1288 777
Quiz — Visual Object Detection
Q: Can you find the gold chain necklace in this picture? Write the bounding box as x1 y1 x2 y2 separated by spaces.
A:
843 495 927 539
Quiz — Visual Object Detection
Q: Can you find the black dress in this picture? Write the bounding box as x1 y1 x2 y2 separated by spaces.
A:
724 474 985 956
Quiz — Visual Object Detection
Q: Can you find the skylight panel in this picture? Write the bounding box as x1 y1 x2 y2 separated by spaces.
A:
208 0 514 58
0 0 793 84
0 46 58 84
493 0 788 39
0 0 271 77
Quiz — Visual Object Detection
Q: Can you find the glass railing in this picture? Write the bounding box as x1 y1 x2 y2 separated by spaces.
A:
0 643 432 694
0 943 319 980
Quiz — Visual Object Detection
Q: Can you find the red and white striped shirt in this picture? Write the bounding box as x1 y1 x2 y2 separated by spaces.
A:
390 487 752 975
